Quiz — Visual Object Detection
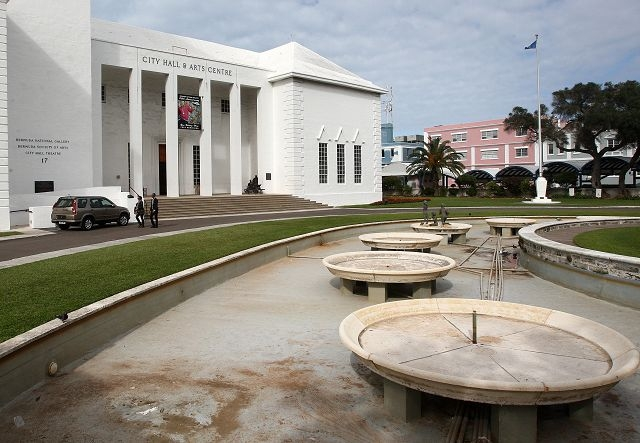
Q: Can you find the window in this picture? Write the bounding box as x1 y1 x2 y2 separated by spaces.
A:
337 144 345 183
193 145 200 187
319 143 328 184
515 127 527 137
101 85 106 103
481 149 498 160
354 145 362 183
161 92 166 107
606 138 620 148
515 147 528 157
457 151 467 160
221 99 230 113
547 142 555 155
451 132 467 142
481 129 498 140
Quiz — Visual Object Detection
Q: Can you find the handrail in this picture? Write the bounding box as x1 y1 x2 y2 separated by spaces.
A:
128 186 141 198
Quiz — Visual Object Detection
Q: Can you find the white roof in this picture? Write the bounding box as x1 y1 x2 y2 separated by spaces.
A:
91 21 385 94
260 42 386 93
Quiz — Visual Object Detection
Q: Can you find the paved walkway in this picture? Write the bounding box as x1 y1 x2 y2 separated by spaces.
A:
1 220 639 442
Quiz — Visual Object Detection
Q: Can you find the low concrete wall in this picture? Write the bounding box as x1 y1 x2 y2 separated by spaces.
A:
519 218 640 309
0 220 416 408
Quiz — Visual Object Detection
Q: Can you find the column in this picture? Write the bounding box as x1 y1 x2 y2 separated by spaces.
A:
128 67 143 196
165 73 179 197
229 83 242 195
199 79 212 195
0 0 8 230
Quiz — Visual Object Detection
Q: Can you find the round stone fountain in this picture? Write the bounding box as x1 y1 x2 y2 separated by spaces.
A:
340 298 639 442
359 232 444 252
411 222 472 244
323 251 456 303
486 217 537 236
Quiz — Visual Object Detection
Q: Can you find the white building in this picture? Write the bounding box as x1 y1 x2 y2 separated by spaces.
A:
1 0 385 229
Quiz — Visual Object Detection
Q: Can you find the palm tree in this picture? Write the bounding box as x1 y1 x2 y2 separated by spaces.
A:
406 136 465 195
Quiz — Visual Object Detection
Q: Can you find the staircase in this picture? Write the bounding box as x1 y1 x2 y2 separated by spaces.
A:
147 194 330 219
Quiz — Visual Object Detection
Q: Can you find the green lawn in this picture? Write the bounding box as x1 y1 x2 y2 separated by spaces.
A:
353 196 640 208
0 231 21 238
2 203 640 343
574 227 640 258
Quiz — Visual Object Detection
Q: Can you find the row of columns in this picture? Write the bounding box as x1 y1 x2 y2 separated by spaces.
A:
127 69 244 197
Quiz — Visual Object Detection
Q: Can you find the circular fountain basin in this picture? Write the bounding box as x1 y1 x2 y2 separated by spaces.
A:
486 217 537 236
340 298 639 405
323 251 456 284
359 232 444 252
411 222 472 244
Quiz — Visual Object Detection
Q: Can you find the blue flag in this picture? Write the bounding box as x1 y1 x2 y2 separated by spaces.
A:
525 40 537 50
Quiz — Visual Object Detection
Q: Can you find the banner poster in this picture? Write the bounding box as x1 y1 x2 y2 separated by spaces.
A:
177 94 202 130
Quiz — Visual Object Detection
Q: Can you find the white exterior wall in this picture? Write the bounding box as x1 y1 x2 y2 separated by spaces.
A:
7 0 92 222
0 0 8 230
295 81 381 206
3 3 383 227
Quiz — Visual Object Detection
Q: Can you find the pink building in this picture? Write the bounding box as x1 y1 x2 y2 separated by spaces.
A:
424 119 538 179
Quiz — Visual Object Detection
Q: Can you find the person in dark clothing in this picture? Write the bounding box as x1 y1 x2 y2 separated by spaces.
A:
134 196 145 227
150 193 159 228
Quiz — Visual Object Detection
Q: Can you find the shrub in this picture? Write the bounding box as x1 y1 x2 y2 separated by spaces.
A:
373 196 432 205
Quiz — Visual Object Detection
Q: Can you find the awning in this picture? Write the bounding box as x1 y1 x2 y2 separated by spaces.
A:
495 165 535 179
461 169 494 181
581 157 636 175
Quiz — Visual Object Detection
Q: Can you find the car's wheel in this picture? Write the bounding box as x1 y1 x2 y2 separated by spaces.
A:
57 224 70 230
117 213 129 226
81 217 95 231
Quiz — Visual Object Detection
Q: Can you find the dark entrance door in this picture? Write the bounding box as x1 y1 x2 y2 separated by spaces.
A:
159 144 167 195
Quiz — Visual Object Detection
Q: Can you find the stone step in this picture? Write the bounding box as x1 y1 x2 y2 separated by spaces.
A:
145 194 330 219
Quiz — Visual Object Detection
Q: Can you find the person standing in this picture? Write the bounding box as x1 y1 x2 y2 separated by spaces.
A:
134 196 145 227
150 193 159 228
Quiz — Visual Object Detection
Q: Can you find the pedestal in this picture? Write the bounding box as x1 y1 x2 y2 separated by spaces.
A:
368 282 387 303
490 404 537 443
340 278 355 296
412 280 436 299
383 379 422 422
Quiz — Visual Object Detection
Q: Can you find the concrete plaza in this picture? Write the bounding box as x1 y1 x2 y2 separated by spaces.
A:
1 219 639 442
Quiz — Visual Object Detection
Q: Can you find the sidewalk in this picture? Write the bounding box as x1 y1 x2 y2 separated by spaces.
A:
1 221 639 442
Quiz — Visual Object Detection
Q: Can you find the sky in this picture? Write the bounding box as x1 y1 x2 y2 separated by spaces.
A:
91 0 640 136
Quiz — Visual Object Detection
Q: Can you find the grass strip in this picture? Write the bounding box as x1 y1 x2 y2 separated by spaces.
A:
2 208 640 342
573 227 640 258
354 197 640 208
0 214 408 342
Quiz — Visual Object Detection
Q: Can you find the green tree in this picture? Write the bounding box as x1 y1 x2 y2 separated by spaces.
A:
503 104 567 151
506 81 640 191
406 137 465 196
552 82 624 189
608 81 640 194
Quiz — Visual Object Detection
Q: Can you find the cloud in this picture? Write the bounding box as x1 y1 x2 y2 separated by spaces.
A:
91 0 640 135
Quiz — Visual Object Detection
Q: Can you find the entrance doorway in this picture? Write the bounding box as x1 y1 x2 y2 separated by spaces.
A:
159 144 167 195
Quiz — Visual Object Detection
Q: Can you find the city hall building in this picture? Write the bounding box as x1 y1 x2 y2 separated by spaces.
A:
0 0 385 229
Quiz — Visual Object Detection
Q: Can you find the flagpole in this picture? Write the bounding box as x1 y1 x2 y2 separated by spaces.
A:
524 34 556 203
535 34 542 177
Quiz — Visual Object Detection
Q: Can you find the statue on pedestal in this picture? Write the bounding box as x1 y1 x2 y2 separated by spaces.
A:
439 204 449 225
421 200 429 225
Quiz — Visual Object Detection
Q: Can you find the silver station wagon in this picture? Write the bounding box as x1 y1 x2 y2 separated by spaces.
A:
51 196 130 231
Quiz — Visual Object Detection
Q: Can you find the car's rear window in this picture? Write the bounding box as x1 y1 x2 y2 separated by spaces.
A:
53 198 74 208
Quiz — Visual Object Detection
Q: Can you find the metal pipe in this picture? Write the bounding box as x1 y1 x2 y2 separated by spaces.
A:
472 310 477 344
